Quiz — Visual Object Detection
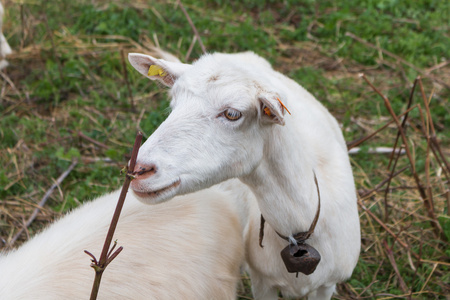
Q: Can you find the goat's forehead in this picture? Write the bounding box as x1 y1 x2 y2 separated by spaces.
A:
170 62 260 110
182 53 269 86
170 81 257 112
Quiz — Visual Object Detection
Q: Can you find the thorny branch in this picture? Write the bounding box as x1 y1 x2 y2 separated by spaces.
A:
84 131 143 300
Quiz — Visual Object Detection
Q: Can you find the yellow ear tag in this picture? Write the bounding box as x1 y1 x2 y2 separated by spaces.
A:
148 65 167 77
277 97 291 115
264 107 272 116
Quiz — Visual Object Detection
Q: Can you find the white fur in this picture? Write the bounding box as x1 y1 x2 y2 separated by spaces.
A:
128 51 361 299
0 184 246 299
0 2 12 69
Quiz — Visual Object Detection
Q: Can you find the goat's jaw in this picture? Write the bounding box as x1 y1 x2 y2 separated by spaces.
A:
131 179 181 204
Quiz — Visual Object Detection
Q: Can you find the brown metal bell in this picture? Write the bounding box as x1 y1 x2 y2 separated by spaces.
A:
280 243 321 275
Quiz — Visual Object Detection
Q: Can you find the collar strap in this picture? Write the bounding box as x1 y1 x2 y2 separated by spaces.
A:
259 172 321 247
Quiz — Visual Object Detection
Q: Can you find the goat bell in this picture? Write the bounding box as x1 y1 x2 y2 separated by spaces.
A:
280 243 321 275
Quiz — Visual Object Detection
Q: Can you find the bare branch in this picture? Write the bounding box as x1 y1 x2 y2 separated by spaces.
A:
120 49 135 111
86 131 143 300
360 74 442 238
347 104 419 150
177 0 207 55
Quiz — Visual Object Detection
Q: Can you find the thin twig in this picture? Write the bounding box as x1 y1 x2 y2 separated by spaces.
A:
177 0 207 54
387 78 418 171
424 128 434 219
360 74 442 238
409 229 424 298
120 49 135 111
360 74 415 173
85 131 143 300
42 13 64 83
418 78 436 137
77 131 108 149
418 78 450 177
419 263 438 293
383 78 417 222
185 35 197 62
347 104 419 150
425 60 450 73
383 241 409 294
9 159 78 246
358 199 418 258
359 166 408 199
358 259 384 297
416 103 449 184
20 4 25 49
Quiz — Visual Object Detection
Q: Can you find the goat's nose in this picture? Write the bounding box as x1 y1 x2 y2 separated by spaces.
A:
132 163 157 180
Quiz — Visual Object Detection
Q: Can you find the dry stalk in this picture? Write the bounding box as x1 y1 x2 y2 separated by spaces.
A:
358 259 385 297
360 74 442 238
120 49 135 111
185 35 197 62
176 0 207 55
408 229 424 298
415 104 449 187
20 4 25 48
386 78 418 171
417 78 450 178
359 166 408 199
383 240 409 294
382 78 417 222
358 199 416 258
347 104 419 150
84 131 143 300
42 13 64 84
76 131 108 149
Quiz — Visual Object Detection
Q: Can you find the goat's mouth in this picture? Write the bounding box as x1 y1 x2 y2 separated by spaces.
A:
131 179 181 202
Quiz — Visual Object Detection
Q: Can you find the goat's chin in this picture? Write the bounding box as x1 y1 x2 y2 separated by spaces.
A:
131 179 181 205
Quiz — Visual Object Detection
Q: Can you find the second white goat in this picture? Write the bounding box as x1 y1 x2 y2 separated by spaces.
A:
0 183 246 300
0 2 12 69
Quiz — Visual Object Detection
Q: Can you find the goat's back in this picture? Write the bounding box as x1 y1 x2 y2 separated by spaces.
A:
0 186 245 300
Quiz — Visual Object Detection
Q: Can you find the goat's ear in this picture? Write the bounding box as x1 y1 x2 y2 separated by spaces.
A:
259 93 290 126
128 53 191 87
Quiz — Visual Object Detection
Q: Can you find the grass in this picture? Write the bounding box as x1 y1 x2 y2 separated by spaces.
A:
1 0 449 298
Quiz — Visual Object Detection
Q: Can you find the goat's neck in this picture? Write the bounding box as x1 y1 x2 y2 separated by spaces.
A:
241 125 319 237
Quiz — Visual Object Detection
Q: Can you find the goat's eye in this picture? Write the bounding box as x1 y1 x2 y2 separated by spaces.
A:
224 108 242 121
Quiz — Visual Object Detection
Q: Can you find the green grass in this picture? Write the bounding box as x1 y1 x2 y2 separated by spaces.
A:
1 0 449 298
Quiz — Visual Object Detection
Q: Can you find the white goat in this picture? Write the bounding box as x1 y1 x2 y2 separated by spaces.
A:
0 2 12 69
128 51 361 299
0 183 246 299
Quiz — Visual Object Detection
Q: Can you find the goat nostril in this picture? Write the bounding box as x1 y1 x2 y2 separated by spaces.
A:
133 164 157 178
136 167 147 175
